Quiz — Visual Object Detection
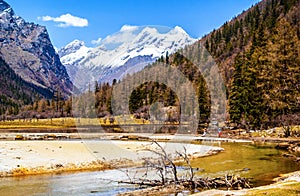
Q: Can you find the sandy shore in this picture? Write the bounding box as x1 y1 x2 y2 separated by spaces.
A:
0 139 223 177
0 140 104 177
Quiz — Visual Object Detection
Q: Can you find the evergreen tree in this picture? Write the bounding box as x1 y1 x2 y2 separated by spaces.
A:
266 18 300 117
166 51 169 64
229 54 246 125
198 78 211 123
229 50 264 130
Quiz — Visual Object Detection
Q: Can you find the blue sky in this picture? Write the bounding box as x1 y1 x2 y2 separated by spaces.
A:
7 0 261 48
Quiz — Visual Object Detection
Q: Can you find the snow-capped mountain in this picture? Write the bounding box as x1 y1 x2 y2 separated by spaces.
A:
59 25 197 91
59 39 92 66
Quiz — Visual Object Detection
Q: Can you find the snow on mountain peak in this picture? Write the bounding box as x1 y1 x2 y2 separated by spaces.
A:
65 39 85 50
59 25 197 90
59 39 91 65
169 26 188 35
141 26 159 34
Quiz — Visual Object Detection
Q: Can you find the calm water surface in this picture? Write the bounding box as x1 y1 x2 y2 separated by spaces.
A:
192 142 300 186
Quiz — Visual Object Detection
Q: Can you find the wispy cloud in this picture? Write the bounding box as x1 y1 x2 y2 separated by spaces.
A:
120 25 138 32
38 13 88 27
91 37 102 45
98 25 140 49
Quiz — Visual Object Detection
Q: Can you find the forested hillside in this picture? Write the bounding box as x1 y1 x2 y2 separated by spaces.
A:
126 0 300 130
200 0 300 130
74 52 211 126
126 52 211 125
0 57 53 116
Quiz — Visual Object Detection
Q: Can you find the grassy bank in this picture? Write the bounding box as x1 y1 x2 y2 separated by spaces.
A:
0 116 152 130
192 171 300 196
0 118 75 130
245 181 300 196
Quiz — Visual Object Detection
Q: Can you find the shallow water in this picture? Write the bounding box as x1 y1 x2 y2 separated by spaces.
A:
0 142 299 195
192 142 300 186
0 170 140 196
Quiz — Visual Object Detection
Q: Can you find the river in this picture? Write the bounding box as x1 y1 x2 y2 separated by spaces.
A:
0 142 299 196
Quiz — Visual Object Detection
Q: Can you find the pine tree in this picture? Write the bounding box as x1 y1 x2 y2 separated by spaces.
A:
229 54 246 125
166 51 169 64
198 78 211 123
229 49 264 131
266 18 300 118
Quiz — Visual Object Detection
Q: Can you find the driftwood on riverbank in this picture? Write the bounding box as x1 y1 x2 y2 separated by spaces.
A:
119 174 251 189
118 140 251 195
118 175 251 196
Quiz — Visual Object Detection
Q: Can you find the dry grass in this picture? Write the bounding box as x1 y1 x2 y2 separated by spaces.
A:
0 114 180 130
0 116 152 130
0 117 76 129
245 181 300 196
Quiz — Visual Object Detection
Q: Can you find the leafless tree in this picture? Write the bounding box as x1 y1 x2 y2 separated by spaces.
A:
176 146 194 182
119 140 251 193
143 140 179 184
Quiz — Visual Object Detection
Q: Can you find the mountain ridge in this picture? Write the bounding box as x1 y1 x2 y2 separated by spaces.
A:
59 25 196 90
0 0 73 97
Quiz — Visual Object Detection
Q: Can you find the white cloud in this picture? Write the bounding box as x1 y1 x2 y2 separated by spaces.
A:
99 25 140 49
120 25 138 32
100 32 135 49
39 13 88 27
91 37 102 45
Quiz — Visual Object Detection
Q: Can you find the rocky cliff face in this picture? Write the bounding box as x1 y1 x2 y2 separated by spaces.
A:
0 0 73 97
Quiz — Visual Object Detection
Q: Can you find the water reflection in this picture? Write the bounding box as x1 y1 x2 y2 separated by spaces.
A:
191 142 299 186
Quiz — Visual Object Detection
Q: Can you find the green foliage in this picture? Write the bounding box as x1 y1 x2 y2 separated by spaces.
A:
127 52 211 124
129 82 177 114
204 0 299 85
228 1 300 129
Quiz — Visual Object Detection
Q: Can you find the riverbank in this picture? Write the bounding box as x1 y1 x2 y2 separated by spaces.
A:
116 138 300 196
117 170 300 196
0 131 252 142
192 171 300 196
117 171 300 196
1 131 299 176
221 129 300 155
0 139 224 177
1 137 299 195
